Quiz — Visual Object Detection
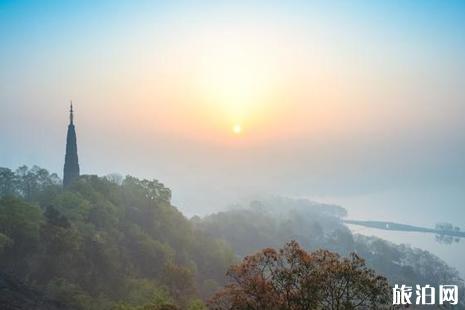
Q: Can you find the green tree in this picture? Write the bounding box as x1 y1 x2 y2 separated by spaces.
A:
0 167 18 197
0 197 42 276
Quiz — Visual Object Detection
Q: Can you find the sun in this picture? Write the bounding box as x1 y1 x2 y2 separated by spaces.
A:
232 124 242 134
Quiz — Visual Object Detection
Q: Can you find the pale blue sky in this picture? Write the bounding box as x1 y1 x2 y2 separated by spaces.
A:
1 1 465 229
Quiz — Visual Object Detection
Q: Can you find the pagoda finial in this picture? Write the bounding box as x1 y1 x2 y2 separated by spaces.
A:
70 101 74 124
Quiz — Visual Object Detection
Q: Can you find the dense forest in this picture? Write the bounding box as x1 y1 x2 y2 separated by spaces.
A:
0 166 463 309
0 166 234 309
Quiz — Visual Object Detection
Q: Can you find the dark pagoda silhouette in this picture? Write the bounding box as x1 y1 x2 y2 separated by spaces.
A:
63 102 80 188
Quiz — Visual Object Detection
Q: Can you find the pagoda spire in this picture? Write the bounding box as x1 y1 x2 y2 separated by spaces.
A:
70 101 74 124
63 101 80 188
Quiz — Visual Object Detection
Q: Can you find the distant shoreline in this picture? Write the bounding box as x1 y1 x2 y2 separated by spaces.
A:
344 220 465 238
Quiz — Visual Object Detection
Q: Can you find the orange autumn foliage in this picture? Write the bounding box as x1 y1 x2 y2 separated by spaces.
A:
209 241 392 310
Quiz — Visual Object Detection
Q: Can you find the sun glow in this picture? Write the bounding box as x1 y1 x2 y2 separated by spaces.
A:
179 25 290 137
153 21 298 140
233 124 242 134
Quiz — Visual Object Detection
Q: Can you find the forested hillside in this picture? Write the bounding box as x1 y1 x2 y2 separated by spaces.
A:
195 197 465 294
1 166 463 309
0 166 234 309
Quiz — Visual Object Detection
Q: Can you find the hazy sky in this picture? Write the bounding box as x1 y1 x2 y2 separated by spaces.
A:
1 1 465 226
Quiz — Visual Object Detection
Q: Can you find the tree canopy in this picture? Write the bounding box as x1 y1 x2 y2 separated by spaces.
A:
0 166 234 309
209 241 391 309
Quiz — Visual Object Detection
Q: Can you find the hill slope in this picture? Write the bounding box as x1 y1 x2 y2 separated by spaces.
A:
0 166 234 309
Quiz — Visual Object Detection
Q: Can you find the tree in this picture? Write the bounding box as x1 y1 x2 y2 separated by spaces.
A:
162 263 196 305
0 197 42 277
209 241 391 310
0 165 61 201
0 167 18 197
